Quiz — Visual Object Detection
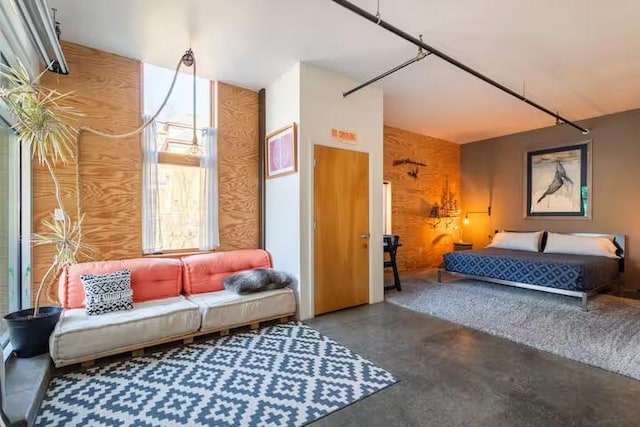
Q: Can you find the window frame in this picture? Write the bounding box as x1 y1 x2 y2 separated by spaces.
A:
0 1 40 362
142 63 215 255
155 123 207 254
383 181 392 235
158 151 201 168
0 122 24 360
154 151 206 254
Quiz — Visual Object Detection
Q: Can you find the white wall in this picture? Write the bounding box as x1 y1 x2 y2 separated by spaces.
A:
265 63 301 311
299 63 385 319
266 62 384 320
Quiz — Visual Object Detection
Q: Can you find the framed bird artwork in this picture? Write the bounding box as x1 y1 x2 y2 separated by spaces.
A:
526 142 590 218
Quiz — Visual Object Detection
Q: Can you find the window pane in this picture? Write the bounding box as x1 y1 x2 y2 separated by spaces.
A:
0 125 19 334
156 123 206 154
0 128 9 333
143 62 212 253
157 163 204 251
143 63 210 129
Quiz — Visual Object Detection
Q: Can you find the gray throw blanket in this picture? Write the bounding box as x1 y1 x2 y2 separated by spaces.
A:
222 268 294 294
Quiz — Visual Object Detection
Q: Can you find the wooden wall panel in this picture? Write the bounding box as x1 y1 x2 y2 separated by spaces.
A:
33 43 261 305
216 82 260 250
383 125 461 272
36 42 142 305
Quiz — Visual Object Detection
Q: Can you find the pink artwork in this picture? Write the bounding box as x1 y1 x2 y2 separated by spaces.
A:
266 123 297 178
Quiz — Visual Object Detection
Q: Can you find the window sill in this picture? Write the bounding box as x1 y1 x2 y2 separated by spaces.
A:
143 249 217 258
3 340 14 362
4 353 51 426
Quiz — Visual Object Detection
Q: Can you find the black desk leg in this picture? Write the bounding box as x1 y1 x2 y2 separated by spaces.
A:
390 252 401 291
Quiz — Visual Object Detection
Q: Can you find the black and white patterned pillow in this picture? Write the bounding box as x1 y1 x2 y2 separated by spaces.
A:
80 269 134 316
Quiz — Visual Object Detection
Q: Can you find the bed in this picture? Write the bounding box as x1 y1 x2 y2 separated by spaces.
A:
438 233 625 310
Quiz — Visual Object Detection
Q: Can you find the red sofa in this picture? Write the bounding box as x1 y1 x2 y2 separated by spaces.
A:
49 249 296 367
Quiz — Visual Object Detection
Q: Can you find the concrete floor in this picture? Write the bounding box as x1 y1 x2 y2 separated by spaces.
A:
306 290 640 426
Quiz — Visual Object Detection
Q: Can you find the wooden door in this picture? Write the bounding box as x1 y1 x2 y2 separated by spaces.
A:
314 145 369 315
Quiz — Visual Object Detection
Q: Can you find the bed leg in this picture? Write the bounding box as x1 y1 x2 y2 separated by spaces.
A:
581 294 589 312
437 269 443 283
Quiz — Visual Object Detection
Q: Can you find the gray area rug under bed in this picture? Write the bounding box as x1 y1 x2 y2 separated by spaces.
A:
386 277 640 380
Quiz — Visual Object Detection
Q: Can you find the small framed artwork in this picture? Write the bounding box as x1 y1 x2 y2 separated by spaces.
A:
526 142 590 218
266 123 297 178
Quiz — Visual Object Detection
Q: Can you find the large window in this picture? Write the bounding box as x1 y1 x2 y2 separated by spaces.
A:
1 2 34 350
0 124 20 337
142 63 218 254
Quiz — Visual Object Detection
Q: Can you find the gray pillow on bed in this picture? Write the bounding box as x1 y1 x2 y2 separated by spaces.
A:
222 268 294 294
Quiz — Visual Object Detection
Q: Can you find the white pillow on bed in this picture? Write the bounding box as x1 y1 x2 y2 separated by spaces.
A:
487 231 543 252
544 232 619 258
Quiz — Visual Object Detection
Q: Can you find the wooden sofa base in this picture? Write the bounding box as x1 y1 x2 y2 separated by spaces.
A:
193 313 296 338
55 313 296 369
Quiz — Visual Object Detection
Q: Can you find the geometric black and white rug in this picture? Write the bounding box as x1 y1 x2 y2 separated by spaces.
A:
36 322 396 427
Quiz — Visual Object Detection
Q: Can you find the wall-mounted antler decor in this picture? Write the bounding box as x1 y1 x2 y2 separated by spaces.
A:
392 158 426 167
393 158 426 179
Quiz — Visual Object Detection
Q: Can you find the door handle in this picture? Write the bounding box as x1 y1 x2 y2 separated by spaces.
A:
359 233 370 239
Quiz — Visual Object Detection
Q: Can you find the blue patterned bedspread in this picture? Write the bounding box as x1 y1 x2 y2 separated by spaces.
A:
443 248 620 292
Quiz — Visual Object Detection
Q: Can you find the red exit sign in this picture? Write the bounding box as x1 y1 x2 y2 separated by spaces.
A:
330 128 357 142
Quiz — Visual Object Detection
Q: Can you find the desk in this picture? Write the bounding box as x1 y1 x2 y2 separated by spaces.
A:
384 235 402 291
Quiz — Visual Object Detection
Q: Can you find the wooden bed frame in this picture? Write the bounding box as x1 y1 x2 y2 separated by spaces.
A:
437 232 625 311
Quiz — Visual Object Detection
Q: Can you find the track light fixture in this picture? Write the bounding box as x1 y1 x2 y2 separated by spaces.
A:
14 0 69 74
332 0 590 135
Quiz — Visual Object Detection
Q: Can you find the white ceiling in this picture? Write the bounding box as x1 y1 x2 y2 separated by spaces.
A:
49 0 640 143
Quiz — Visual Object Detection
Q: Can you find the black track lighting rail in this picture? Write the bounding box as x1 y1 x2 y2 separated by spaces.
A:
343 50 431 97
331 0 589 135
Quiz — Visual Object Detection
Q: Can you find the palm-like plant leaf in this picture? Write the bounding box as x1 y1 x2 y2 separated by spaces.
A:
1 60 91 316
0 61 81 165
32 214 96 265
31 213 97 315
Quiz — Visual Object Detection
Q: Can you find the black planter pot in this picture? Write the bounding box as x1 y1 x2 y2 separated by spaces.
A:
4 306 62 358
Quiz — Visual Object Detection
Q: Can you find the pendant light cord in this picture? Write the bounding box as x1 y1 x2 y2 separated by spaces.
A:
192 52 197 146
71 49 197 249
78 54 187 139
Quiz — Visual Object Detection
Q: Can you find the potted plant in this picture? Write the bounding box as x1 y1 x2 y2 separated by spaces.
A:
0 62 88 357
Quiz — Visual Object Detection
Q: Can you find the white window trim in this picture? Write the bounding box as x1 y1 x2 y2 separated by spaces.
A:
1 1 37 361
20 142 31 310
141 62 219 254
2 130 20 358
2 338 12 362
383 181 392 234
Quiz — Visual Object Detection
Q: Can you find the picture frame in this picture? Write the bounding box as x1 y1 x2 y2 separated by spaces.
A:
266 123 297 178
525 141 591 218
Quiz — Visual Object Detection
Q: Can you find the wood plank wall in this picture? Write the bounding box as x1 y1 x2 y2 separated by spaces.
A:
34 42 260 305
216 83 259 250
383 125 461 271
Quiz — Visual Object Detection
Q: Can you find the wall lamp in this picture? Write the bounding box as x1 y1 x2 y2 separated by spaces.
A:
462 206 492 225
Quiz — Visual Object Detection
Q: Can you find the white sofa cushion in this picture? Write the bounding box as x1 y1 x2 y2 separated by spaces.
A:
187 288 296 332
50 295 201 366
